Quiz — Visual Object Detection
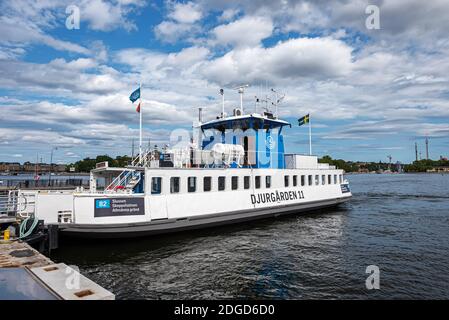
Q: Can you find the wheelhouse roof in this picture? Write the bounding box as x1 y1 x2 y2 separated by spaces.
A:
200 113 291 132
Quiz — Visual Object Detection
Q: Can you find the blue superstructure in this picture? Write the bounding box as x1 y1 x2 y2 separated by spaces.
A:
200 113 291 169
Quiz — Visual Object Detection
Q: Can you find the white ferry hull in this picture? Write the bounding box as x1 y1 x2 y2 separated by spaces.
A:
58 195 350 239
18 166 352 240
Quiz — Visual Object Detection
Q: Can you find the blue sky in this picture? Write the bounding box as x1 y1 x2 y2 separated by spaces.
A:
1 0 448 164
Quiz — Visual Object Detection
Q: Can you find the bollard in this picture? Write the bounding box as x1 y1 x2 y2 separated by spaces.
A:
4 229 10 240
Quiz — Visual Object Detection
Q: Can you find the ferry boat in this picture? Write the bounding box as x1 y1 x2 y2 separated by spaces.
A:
16 89 352 239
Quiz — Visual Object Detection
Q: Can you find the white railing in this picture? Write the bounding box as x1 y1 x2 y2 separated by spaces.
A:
131 149 154 167
105 170 142 193
0 190 18 217
105 169 134 192
0 190 36 218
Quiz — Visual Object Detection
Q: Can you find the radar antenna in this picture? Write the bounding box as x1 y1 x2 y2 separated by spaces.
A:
233 84 249 113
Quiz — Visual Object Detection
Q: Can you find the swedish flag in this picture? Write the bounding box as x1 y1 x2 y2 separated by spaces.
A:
298 114 310 126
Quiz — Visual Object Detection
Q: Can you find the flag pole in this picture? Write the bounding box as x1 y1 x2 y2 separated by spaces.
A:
309 114 312 155
139 81 142 164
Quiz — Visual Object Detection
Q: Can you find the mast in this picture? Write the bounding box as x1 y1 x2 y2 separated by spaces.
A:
234 84 249 113
139 81 142 164
131 139 135 159
309 115 312 155
415 142 418 162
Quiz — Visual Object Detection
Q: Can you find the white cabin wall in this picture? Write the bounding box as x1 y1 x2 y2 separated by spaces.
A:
144 167 348 220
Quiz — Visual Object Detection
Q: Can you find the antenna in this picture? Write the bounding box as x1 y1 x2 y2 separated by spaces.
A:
233 84 249 113
271 88 285 118
198 107 203 123
219 88 225 118
254 96 260 114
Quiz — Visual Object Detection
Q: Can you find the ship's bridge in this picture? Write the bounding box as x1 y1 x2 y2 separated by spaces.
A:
199 112 291 169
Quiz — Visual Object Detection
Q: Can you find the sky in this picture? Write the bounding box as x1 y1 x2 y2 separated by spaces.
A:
0 0 448 164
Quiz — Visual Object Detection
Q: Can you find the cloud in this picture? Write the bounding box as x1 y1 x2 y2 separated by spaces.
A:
168 1 202 24
0 15 90 55
212 16 273 48
116 46 210 73
0 58 125 96
202 37 353 84
154 20 198 43
154 1 203 43
0 0 145 57
218 8 240 22
80 0 145 32
1 1 449 162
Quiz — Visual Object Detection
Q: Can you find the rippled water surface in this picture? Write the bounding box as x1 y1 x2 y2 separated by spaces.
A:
53 174 449 299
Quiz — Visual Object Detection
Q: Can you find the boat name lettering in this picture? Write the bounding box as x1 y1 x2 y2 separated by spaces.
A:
250 190 305 205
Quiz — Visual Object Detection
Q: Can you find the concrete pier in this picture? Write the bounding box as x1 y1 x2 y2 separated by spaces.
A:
0 240 52 268
0 240 114 300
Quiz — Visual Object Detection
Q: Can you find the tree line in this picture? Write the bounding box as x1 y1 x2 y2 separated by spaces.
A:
67 154 448 173
67 155 131 172
403 159 449 172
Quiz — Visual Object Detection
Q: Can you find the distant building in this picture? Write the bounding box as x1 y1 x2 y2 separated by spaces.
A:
427 167 449 173
0 162 21 173
0 162 66 173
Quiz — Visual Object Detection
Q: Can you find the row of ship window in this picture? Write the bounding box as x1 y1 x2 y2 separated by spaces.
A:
150 174 344 195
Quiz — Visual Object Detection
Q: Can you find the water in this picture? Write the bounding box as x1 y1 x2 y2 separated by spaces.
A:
52 174 449 299
0 269 58 300
0 174 98 189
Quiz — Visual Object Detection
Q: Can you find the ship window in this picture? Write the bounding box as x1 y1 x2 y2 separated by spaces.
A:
339 175 343 184
321 175 326 185
151 177 162 194
284 175 289 187
232 176 238 190
293 175 297 187
315 175 319 186
244 176 250 189
265 176 271 188
328 175 332 184
334 175 337 184
188 177 196 192
308 175 313 186
301 175 305 186
204 177 212 192
255 176 261 189
170 177 180 193
218 176 226 191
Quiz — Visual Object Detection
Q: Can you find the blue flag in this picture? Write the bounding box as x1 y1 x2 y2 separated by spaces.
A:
129 87 140 103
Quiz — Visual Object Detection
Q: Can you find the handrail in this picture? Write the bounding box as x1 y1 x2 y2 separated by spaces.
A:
104 169 142 193
105 170 133 192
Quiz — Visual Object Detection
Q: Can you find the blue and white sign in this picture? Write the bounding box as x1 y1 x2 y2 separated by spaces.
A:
94 198 144 217
95 199 111 209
